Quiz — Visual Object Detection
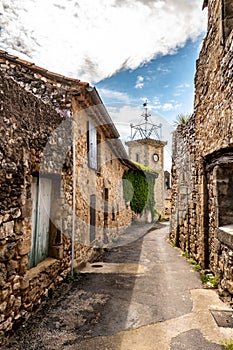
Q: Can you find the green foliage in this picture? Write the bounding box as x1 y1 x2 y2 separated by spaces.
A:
200 273 218 288
65 273 75 283
222 339 233 350
65 269 80 283
189 259 197 265
122 169 155 215
174 113 192 126
194 264 202 272
182 252 190 259
159 216 170 222
170 240 177 247
133 161 158 176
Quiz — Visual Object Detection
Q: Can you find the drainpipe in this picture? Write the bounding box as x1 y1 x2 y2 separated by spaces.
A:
71 119 76 276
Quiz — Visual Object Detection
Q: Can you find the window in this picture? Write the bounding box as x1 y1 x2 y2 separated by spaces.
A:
222 0 233 41
87 121 97 170
112 206 115 221
90 194 96 243
215 163 233 227
136 153 139 162
28 176 52 268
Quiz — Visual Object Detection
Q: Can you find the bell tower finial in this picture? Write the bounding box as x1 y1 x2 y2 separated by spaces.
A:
130 100 162 141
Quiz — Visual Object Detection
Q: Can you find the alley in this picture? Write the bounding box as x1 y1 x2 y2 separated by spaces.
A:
3 223 233 350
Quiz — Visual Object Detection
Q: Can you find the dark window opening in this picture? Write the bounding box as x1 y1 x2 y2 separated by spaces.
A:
222 0 233 42
215 163 233 227
112 206 115 221
90 194 96 243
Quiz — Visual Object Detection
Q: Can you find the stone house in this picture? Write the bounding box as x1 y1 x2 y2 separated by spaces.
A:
0 51 143 337
170 0 233 294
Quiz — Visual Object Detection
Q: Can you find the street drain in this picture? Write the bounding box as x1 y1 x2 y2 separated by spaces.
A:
210 310 233 328
91 264 103 268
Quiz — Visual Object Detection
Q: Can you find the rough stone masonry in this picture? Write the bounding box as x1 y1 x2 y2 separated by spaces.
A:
170 0 233 296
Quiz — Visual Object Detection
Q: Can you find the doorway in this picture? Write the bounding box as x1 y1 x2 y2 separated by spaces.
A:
28 176 52 268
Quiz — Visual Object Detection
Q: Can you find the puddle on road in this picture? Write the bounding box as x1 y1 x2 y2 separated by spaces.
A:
80 262 146 274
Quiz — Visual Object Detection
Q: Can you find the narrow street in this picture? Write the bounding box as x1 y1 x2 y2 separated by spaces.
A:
4 223 233 350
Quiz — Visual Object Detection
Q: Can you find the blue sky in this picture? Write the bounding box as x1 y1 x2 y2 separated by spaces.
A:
95 37 205 169
0 0 207 169
96 38 202 124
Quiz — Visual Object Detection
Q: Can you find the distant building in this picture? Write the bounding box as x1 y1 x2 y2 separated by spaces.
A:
125 102 168 216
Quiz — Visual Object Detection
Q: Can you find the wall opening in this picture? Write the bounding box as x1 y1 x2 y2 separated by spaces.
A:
29 176 52 268
222 0 233 42
90 194 96 243
215 163 233 227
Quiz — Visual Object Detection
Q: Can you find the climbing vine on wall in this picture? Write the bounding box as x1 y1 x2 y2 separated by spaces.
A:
122 167 156 216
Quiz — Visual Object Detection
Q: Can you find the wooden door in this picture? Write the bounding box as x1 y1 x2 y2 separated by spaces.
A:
28 177 52 268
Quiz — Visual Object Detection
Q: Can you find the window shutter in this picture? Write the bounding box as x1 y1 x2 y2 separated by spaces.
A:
88 121 97 170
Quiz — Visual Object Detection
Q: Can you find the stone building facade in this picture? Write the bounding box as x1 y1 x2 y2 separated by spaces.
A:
126 139 167 215
0 51 137 339
170 0 233 294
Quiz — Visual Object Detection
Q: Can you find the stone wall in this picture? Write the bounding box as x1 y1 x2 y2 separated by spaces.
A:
0 53 135 341
0 71 76 337
170 0 233 295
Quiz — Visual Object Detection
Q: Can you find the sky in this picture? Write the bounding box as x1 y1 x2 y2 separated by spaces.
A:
0 0 208 170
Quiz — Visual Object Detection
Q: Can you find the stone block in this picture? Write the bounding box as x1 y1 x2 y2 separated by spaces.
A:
6 260 18 279
0 317 12 332
225 280 233 294
17 238 31 256
2 221 14 239
0 243 16 261
0 302 7 313
20 276 29 290
19 255 28 274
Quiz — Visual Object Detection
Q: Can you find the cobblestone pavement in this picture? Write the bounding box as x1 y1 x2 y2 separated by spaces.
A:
3 223 233 349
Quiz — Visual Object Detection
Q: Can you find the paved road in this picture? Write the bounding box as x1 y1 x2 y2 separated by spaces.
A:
4 223 233 349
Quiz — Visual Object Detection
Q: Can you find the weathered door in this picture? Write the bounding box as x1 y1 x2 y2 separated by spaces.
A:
28 177 52 268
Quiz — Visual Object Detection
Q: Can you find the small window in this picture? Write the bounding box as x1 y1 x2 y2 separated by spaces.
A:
215 163 233 227
112 206 115 221
222 0 233 41
90 194 96 243
136 153 139 162
87 121 97 170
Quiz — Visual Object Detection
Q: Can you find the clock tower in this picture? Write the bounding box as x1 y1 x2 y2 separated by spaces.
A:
125 101 167 214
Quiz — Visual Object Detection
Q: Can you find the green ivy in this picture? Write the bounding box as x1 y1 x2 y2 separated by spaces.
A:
122 168 156 217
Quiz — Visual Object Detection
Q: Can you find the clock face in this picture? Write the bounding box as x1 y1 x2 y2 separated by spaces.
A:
153 153 159 162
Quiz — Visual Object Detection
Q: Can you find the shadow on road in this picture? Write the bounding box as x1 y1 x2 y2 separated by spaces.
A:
3 223 159 350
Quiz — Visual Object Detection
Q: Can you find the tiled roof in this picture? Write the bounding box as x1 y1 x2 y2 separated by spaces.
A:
0 50 89 87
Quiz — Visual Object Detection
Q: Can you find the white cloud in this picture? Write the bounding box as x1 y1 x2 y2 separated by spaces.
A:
152 96 182 111
176 83 191 89
162 102 182 111
0 0 207 83
157 65 170 73
135 75 144 89
98 88 130 103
